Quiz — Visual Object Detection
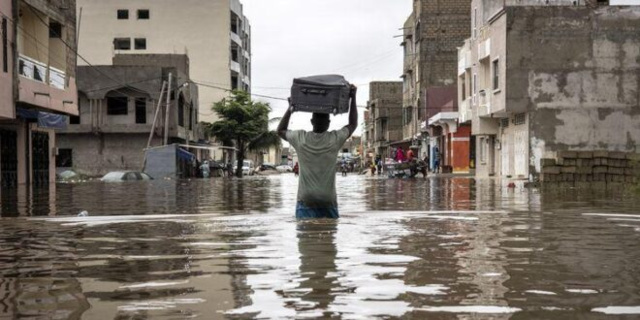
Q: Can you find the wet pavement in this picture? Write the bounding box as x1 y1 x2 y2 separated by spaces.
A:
1 174 640 319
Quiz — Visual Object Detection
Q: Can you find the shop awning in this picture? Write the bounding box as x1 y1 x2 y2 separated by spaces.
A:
16 108 68 129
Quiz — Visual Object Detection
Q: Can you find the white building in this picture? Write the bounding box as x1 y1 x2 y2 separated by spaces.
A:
75 0 251 125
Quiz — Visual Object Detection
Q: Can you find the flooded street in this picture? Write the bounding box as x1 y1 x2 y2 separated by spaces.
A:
1 174 640 319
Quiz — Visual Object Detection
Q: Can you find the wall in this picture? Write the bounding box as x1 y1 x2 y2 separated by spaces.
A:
75 0 246 124
0 0 13 119
506 6 640 175
57 133 161 176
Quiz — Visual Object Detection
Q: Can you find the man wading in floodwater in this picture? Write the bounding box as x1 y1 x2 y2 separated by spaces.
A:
277 85 358 219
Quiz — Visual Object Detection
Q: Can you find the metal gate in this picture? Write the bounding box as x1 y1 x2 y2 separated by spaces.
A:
0 129 18 188
31 131 49 186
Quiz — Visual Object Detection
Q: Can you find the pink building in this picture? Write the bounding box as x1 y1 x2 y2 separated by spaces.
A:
0 0 78 190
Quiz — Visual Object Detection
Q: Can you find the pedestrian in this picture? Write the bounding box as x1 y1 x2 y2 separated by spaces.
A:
376 155 383 175
407 148 415 162
226 162 234 178
341 162 348 176
200 160 211 178
370 160 376 176
277 85 358 219
423 154 430 172
395 147 406 163
293 162 299 177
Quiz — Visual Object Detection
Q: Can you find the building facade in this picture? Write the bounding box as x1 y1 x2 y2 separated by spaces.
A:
56 54 199 176
399 0 472 160
75 0 251 125
0 0 78 188
367 81 403 160
458 0 640 180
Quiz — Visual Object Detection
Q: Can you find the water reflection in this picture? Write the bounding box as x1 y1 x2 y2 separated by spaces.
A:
0 175 640 319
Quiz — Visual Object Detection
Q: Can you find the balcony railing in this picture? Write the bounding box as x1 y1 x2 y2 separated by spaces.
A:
19 55 47 83
18 54 66 90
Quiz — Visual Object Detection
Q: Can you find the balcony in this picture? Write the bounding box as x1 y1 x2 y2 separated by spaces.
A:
17 55 77 115
230 61 241 73
478 39 491 60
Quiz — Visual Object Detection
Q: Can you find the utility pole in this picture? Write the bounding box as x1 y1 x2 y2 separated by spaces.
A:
164 73 173 145
146 81 167 150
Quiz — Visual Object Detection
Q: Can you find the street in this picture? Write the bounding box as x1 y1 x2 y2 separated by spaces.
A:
1 174 639 318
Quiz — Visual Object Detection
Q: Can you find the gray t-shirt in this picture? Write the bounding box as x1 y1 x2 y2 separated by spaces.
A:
286 127 350 207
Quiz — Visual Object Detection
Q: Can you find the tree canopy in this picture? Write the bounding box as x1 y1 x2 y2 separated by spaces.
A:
205 90 281 177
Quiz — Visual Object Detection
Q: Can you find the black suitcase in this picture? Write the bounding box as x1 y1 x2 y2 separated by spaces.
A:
291 75 351 115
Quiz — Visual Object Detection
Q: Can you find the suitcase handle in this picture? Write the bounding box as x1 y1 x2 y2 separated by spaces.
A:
300 88 327 95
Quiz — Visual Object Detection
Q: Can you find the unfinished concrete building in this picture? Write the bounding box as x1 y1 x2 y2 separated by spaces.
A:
366 81 403 159
458 0 640 182
56 54 200 176
400 0 472 158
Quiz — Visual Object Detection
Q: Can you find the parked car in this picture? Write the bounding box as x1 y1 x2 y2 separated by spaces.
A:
259 163 277 171
234 160 255 176
276 165 293 173
100 171 153 182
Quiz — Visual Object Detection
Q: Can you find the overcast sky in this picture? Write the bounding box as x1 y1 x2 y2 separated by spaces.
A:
242 0 412 134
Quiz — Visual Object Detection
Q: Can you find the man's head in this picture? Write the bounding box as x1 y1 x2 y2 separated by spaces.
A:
311 113 330 133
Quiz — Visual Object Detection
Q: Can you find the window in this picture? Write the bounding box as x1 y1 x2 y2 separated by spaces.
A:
513 113 526 125
107 97 128 115
404 106 413 125
114 38 131 50
461 75 466 100
137 10 150 20
478 137 485 164
2 18 7 73
134 38 146 50
117 10 129 20
231 75 238 90
49 21 62 38
135 98 146 124
56 149 73 167
70 115 80 124
500 118 509 128
492 59 500 90
178 95 185 127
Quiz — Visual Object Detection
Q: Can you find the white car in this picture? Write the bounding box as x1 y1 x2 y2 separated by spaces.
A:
100 171 153 182
276 165 293 173
234 160 255 176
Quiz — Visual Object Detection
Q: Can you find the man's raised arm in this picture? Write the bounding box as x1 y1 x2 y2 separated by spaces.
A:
345 85 358 136
277 99 294 141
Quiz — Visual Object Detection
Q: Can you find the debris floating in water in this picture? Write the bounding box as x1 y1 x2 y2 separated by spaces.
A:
78 211 89 217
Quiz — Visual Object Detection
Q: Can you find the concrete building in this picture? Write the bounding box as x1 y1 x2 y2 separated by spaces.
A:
75 0 251 126
458 0 640 180
56 54 200 177
0 0 78 188
366 81 403 160
399 0 472 159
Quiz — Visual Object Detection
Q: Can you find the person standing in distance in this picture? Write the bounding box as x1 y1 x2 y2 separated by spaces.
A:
277 85 358 219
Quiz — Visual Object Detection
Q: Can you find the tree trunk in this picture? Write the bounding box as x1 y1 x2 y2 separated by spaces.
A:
236 142 245 178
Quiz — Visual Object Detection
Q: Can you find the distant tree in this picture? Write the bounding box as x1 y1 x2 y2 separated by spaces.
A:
205 90 281 177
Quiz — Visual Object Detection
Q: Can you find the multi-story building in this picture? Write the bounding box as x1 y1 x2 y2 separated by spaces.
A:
399 0 472 159
458 0 640 180
366 81 403 159
56 54 199 176
0 0 78 188
75 0 251 126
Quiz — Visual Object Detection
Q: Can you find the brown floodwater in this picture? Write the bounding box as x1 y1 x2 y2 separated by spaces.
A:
1 174 640 319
